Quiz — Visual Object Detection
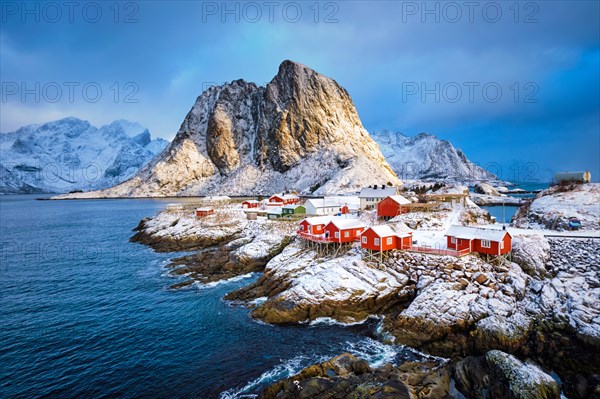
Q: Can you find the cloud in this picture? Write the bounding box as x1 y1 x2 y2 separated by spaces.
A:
1 0 598 181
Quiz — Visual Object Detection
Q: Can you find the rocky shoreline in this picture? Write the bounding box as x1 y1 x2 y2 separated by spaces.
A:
132 204 599 398
259 350 562 399
131 206 296 288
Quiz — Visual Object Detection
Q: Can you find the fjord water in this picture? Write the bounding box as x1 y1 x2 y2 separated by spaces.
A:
0 196 417 398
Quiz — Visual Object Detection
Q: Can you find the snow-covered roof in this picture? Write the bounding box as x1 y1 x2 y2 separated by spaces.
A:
367 225 412 238
282 204 304 210
271 193 300 200
301 216 333 226
196 207 213 212
359 186 397 198
387 195 411 205
306 198 343 208
445 225 510 241
267 207 283 215
326 196 360 205
327 219 366 230
243 200 260 204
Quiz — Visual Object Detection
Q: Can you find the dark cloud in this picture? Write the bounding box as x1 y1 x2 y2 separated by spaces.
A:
1 0 598 180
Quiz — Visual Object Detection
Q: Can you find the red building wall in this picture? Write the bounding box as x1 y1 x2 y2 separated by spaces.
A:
299 220 326 235
447 236 472 251
360 229 395 251
324 224 363 243
398 235 412 249
446 233 512 255
473 234 512 255
377 197 407 218
269 196 283 204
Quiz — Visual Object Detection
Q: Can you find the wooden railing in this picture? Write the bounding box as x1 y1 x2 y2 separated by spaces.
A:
405 246 470 257
297 231 336 243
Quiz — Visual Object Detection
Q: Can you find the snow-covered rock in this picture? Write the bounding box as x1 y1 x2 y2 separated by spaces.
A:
474 183 500 196
511 234 551 278
454 350 560 399
470 193 525 206
0 117 168 193
371 130 497 183
62 61 400 198
484 351 560 399
228 243 412 324
512 183 600 230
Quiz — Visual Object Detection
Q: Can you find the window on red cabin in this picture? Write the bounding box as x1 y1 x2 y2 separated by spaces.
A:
344 231 349 238
481 239 491 248
451 237 456 244
362 236 367 244
501 241 504 249
386 237 393 245
374 238 380 246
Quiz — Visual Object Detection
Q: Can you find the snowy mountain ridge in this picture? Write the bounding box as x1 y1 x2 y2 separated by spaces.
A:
0 117 169 194
63 60 400 198
371 130 497 183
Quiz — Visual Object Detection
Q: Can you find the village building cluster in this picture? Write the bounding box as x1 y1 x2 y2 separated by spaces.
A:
195 184 513 261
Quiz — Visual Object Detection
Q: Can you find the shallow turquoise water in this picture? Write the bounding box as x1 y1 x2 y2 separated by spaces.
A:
0 196 422 398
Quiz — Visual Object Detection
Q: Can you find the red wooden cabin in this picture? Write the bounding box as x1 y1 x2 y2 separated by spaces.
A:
323 219 366 243
360 225 413 251
242 200 260 209
445 225 512 256
298 216 332 237
269 194 300 206
341 204 350 215
195 208 214 218
377 195 412 219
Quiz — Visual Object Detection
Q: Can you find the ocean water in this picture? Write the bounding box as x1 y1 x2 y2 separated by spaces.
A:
481 205 520 224
0 196 425 399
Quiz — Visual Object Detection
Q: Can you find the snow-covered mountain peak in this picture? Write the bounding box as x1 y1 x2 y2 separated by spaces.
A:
370 129 497 183
0 118 169 194
67 61 400 197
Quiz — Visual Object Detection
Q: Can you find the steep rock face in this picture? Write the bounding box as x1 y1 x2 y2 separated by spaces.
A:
66 61 399 198
371 130 497 182
0 118 168 194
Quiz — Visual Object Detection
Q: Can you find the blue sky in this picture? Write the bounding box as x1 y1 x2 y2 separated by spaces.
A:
1 0 599 182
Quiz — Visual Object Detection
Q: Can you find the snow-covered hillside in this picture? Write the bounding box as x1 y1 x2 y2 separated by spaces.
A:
61 61 400 198
512 183 600 230
0 117 168 194
371 130 497 183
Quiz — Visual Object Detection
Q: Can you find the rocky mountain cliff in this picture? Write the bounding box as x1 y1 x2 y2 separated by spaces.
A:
66 61 399 198
371 130 497 183
0 118 168 194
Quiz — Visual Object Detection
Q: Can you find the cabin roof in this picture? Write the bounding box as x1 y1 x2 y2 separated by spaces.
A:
243 200 260 204
301 216 333 226
387 195 411 205
271 193 299 200
445 225 510 241
359 186 397 198
282 204 304 210
196 207 213 212
305 198 344 208
327 219 366 230
267 207 283 215
367 225 412 238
